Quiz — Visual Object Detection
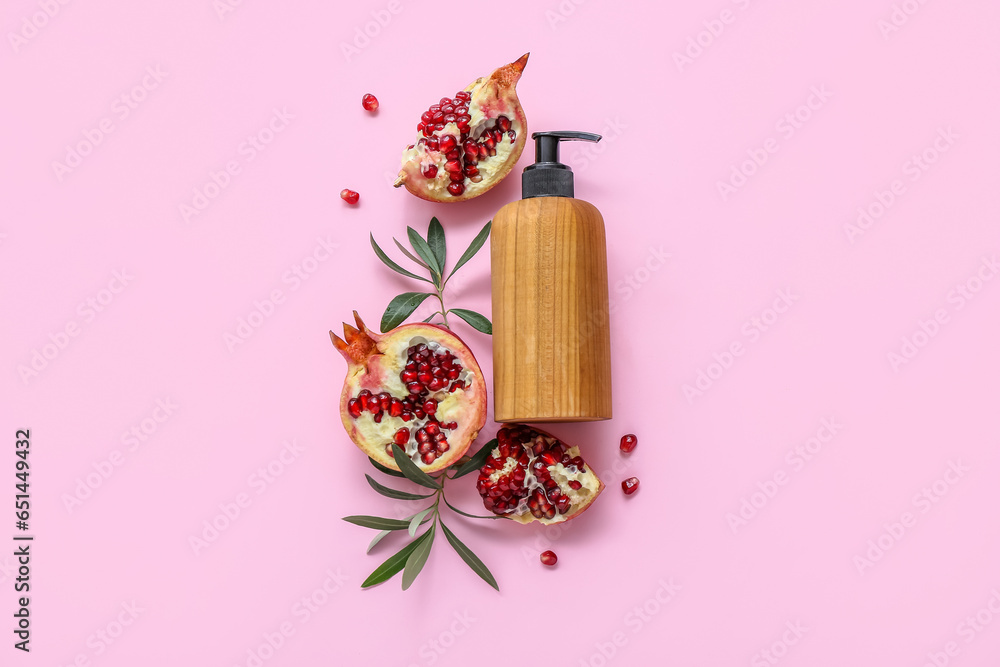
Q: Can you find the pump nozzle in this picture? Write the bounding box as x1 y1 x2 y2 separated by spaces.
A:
522 131 602 199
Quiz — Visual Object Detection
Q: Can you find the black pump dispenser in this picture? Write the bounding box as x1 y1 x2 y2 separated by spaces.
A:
522 131 602 199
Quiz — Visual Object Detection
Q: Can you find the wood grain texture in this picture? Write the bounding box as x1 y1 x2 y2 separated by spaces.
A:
491 197 612 422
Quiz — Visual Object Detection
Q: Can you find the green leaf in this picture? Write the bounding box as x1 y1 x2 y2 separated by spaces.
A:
450 308 492 335
369 457 405 478
342 515 412 530
443 496 502 520
426 217 447 275
371 234 431 283
381 292 433 332
409 508 433 537
440 520 499 591
367 530 392 553
447 221 491 283
361 529 432 588
365 474 436 501
394 237 429 269
391 444 441 490
422 312 441 323
402 523 436 590
451 438 498 479
407 226 442 284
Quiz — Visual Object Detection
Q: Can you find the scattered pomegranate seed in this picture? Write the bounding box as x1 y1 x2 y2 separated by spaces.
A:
340 189 359 205
622 477 640 495
361 93 379 112
620 434 638 453
540 550 558 566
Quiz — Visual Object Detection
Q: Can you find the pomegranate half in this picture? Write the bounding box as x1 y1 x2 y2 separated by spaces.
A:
477 424 603 525
394 53 529 202
331 312 487 473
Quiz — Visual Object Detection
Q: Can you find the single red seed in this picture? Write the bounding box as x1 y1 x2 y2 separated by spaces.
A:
620 434 638 453
421 452 436 465
622 477 640 495
423 399 437 415
361 93 379 111
340 189 359 205
422 164 438 179
348 399 361 418
568 480 582 490
497 115 511 132
393 428 409 445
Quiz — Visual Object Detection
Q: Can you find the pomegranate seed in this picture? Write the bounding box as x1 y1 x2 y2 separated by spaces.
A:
422 164 438 179
417 122 425 132
429 104 441 113
440 135 457 152
366 395 380 412
373 411 383 423
508 130 516 142
441 104 455 114
415 429 430 443
421 111 434 123
407 382 422 394
568 480 582 490
389 399 403 417
361 93 379 111
620 434 638 453
622 477 640 495
421 452 436 465
449 171 464 182
424 399 437 415
415 409 426 419
378 392 391 411
497 116 511 132
393 428 409 445
439 97 451 105
445 149 460 160
435 441 450 453
442 421 458 430
401 370 417 383
448 181 463 194
455 91 471 100
432 112 444 123
444 160 462 173
348 399 362 418
340 189 359 205
443 114 457 123
417 372 432 385
401 412 414 422
428 378 446 391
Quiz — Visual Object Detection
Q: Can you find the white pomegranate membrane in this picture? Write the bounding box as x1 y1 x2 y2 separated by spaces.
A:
477 425 603 525
402 90 518 198
347 339 473 466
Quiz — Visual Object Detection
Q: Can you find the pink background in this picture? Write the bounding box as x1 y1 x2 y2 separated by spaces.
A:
3 0 1000 665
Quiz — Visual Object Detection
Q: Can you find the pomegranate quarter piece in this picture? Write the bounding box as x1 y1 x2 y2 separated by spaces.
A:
477 424 604 525
330 312 487 474
620 434 638 453
540 550 558 567
622 477 640 495
394 53 529 202
361 93 379 112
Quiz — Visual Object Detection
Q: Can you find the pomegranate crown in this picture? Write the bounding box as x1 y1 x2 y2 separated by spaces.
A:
330 311 380 365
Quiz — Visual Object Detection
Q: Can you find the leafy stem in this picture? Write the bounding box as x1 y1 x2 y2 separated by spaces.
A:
371 218 493 335
345 438 501 590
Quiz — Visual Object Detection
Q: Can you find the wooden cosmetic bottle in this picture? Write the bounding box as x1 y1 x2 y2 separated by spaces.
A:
491 131 612 423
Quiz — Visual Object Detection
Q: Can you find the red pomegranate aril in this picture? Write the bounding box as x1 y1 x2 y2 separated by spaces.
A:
441 104 454 114
443 421 458 430
424 400 437 415
436 441 450 453
421 452 436 464
407 382 422 394
348 399 362 418
362 93 379 111
478 145 489 160
568 480 582 490
432 112 444 123
508 130 516 142
440 135 457 152
422 164 438 179
448 183 465 196
401 412 413 422
428 378 446 391
620 434 638 453
497 115 511 132
416 429 430 443
445 160 462 173
393 428 409 445
389 399 403 417
366 395 380 412
340 189 359 205
421 111 434 123
418 441 433 455
401 370 418 383
456 90 471 100
464 165 479 177
417 372 432 384
429 104 441 112
449 171 464 182
417 122 425 132
622 477 640 495
415 409 426 419
373 412 383 423
443 114 457 123
378 392 391 410
439 97 451 105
